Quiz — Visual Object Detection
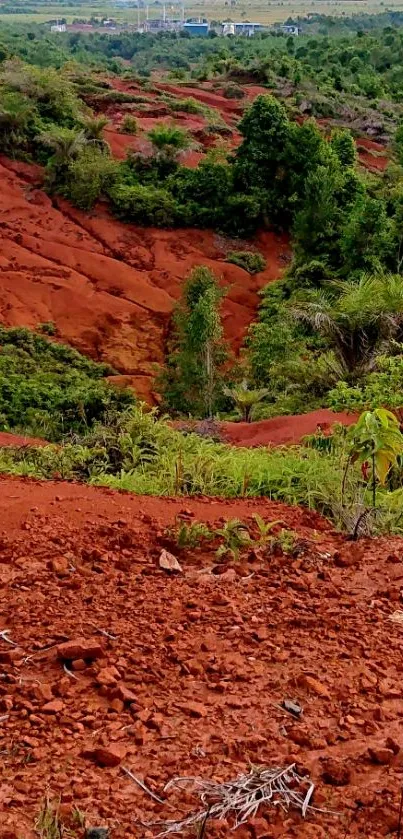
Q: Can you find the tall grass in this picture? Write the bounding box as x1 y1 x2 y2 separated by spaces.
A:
0 407 402 532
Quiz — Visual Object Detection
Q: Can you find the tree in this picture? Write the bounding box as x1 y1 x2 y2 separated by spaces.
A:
62 146 119 210
339 194 393 275
38 126 87 184
160 266 228 417
147 123 190 162
0 91 34 152
223 380 269 422
292 274 403 380
82 115 109 151
330 128 357 167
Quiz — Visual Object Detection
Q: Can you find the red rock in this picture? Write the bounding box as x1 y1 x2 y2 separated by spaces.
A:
57 638 103 661
83 743 127 767
110 698 124 713
299 674 331 699
368 747 395 765
177 701 207 718
116 683 137 703
71 659 87 671
37 683 53 702
0 648 23 664
42 699 64 714
321 758 351 786
96 666 120 687
49 557 69 576
385 737 400 755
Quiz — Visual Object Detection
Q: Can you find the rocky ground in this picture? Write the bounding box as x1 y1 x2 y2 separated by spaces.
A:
0 476 402 838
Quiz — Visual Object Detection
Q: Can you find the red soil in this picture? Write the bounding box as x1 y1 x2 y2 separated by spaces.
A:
157 83 244 118
221 409 358 447
104 128 139 160
0 431 48 447
0 156 289 402
1 475 402 838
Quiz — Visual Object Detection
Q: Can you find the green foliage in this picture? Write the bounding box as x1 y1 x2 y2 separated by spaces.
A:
328 355 403 413
330 128 357 167
223 83 245 100
119 114 138 135
226 250 266 274
147 123 190 160
38 125 87 183
108 181 180 226
169 519 213 549
223 380 270 423
0 326 134 440
62 146 119 210
1 404 403 534
215 518 252 561
161 266 228 417
348 408 403 489
292 274 403 380
82 115 109 149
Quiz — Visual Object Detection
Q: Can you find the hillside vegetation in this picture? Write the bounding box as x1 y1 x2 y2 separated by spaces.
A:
1 15 403 534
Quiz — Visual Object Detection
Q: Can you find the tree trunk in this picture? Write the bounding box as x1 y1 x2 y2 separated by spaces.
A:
205 340 214 420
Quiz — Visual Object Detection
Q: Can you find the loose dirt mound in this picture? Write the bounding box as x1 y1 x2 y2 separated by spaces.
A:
221 409 358 447
0 476 402 838
0 156 289 402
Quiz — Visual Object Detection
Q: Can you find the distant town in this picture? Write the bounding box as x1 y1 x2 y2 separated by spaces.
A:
50 13 300 37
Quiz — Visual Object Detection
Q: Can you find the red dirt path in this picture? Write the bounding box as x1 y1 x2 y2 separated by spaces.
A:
0 156 289 402
0 475 402 838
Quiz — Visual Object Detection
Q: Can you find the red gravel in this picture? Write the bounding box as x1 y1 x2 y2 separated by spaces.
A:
0 476 403 838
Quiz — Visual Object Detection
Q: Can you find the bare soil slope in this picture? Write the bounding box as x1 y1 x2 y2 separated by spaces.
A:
0 157 289 402
0 477 402 838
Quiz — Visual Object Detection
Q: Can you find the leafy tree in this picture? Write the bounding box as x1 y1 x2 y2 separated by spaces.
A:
330 128 357 167
38 125 87 184
339 194 393 275
161 266 228 417
82 115 109 150
147 123 190 162
62 146 119 210
0 90 35 152
292 274 403 380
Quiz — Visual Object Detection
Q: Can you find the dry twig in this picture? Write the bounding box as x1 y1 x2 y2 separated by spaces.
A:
122 767 166 805
150 764 325 837
0 630 17 646
63 664 80 680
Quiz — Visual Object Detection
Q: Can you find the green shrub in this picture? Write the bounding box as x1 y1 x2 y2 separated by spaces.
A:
0 326 134 440
168 96 206 114
108 182 181 226
119 114 138 135
223 83 245 100
226 250 267 274
63 146 119 210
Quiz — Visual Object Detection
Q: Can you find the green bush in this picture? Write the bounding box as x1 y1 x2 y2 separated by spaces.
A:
223 83 245 100
108 182 181 226
119 114 138 135
63 147 119 210
0 326 134 440
226 250 266 274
